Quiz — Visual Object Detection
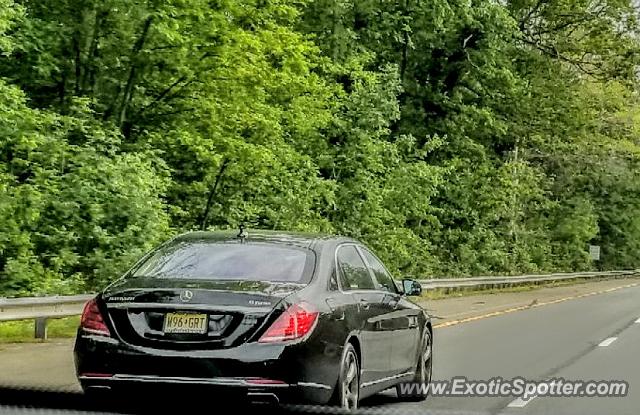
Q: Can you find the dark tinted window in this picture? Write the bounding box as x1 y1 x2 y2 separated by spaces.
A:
336 245 375 290
361 248 396 292
132 242 313 283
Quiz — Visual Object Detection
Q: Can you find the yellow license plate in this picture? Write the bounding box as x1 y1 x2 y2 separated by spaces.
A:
163 313 208 334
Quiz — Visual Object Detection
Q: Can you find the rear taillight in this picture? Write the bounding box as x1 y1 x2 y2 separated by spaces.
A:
258 302 319 343
80 298 111 336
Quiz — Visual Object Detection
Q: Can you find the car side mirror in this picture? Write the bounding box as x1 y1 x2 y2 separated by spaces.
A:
402 279 422 296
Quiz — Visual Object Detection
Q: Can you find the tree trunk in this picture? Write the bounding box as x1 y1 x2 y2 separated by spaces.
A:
200 159 229 231
58 71 67 108
400 0 411 82
73 36 82 96
82 9 107 94
118 16 153 129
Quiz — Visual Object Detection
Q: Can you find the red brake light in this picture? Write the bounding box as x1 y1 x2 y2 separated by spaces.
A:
258 303 319 343
80 298 111 336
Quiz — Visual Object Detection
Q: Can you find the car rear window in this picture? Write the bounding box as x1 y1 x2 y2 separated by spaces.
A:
131 242 315 283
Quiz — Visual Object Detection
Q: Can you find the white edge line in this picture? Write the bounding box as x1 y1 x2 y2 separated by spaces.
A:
507 380 559 409
507 395 537 408
598 337 617 347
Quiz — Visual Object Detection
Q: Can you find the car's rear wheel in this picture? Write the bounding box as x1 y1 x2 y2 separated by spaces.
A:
333 343 360 410
396 328 432 401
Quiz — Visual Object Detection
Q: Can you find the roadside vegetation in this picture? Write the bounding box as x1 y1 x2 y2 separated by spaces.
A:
0 316 79 343
2 0 640 297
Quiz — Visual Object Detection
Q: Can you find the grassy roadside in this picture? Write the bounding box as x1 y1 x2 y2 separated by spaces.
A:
418 283 543 301
0 316 79 343
416 276 634 300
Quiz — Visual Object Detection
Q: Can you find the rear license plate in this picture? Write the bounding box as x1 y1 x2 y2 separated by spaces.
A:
163 313 208 334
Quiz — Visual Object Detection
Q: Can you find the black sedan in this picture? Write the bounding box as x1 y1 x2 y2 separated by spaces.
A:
74 230 433 409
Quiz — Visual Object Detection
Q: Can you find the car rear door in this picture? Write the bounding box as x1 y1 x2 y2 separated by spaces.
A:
359 247 421 375
335 244 393 384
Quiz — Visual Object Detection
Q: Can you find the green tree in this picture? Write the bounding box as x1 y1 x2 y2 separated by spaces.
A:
0 84 170 295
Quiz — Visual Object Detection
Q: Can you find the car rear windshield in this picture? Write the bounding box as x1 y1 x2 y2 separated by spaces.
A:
131 242 315 283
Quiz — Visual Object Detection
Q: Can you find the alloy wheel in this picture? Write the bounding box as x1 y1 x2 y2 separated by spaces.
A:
340 347 359 410
419 330 433 386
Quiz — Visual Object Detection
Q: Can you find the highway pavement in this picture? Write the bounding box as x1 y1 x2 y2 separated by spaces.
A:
363 279 640 414
1 279 639 414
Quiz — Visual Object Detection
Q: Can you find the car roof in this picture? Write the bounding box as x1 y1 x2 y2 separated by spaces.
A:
171 229 357 250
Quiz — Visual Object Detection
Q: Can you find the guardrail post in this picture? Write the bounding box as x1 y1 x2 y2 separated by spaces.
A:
35 317 48 340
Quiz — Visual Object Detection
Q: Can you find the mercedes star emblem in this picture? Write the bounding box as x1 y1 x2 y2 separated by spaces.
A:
179 290 194 302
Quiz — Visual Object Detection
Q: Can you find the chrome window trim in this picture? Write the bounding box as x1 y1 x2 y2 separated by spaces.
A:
105 302 272 314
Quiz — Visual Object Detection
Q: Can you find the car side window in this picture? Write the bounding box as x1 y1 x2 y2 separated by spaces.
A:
336 245 376 290
361 248 397 293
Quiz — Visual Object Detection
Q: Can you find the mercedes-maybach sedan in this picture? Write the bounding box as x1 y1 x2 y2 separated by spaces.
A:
74 230 432 409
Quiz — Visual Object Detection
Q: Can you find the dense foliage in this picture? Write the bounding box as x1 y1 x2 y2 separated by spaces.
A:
1 0 640 295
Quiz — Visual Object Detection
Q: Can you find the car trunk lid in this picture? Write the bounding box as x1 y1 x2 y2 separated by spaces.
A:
102 277 303 350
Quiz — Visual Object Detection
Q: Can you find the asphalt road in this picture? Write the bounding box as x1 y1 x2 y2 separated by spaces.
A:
1 280 639 414
363 280 640 414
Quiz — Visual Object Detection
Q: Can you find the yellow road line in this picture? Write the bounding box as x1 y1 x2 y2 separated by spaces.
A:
433 282 640 329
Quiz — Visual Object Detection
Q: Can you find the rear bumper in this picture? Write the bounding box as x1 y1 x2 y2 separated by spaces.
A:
79 374 296 404
79 374 291 387
74 332 339 404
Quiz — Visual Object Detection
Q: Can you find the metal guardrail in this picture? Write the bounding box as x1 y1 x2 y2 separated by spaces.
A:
0 294 94 321
417 270 639 290
0 294 93 339
0 270 638 339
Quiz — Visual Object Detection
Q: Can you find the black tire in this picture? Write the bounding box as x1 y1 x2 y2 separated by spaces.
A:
332 343 360 410
396 328 432 401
